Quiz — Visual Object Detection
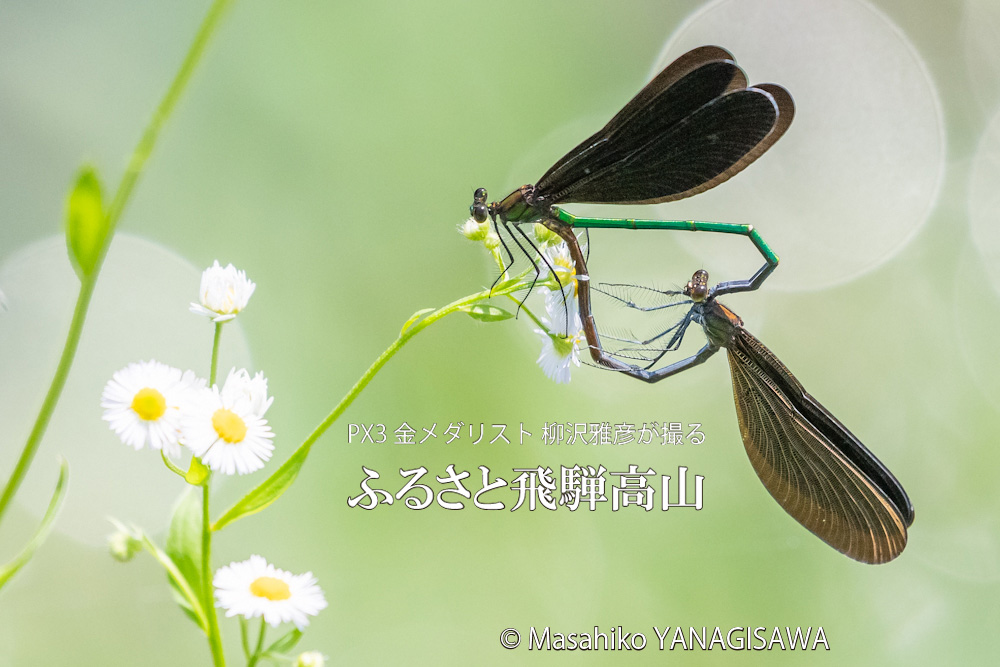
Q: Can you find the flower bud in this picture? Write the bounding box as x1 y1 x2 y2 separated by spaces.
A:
533 222 562 247
295 651 327 667
65 166 108 279
108 527 142 562
459 217 490 242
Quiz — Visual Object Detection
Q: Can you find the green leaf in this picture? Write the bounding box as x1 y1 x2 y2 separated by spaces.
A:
400 308 434 335
174 598 204 627
0 458 69 590
165 488 204 619
139 532 208 631
459 304 513 322
212 442 313 532
264 628 303 656
65 165 107 279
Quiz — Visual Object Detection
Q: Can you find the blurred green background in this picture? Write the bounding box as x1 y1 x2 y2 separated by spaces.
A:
2 0 999 664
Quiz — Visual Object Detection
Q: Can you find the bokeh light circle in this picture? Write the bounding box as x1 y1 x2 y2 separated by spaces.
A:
0 235 251 546
652 0 944 292
968 105 1000 297
960 0 1000 116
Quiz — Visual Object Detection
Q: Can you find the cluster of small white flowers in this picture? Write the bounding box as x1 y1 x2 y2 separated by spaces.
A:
101 262 275 475
102 361 275 475
461 213 588 384
459 213 587 383
103 264 329 633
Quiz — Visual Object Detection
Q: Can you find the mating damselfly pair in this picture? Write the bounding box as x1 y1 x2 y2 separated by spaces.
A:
470 46 913 565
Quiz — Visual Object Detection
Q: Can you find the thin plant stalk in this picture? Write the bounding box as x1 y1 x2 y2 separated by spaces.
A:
212 270 538 530
0 277 94 520
209 322 223 385
202 482 223 665
0 0 236 528
246 620 267 667
202 320 225 665
288 277 527 460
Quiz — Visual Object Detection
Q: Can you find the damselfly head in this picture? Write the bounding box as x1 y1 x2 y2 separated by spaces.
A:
470 187 489 222
685 270 710 302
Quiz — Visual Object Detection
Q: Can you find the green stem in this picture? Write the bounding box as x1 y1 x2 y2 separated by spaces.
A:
188 327 237 605
239 618 251 660
138 533 209 630
0 0 236 529
203 483 225 666
102 0 235 245
202 309 225 663
0 277 93 521
246 619 267 667
209 322 222 385
160 450 187 478
506 293 545 331
291 279 527 455
211 272 534 531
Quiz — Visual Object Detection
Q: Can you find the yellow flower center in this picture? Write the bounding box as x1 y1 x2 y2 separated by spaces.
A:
249 576 291 601
131 387 166 421
552 256 578 296
212 408 247 443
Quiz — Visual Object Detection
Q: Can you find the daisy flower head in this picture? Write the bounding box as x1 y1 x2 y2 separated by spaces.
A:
542 239 587 300
539 241 586 337
534 311 585 384
542 241 576 290
190 260 256 322
101 360 204 457
214 555 327 630
182 368 275 475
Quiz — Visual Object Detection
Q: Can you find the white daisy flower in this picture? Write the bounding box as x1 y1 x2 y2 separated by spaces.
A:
182 369 275 475
101 360 204 457
538 240 587 335
190 260 256 322
534 311 585 384
214 555 327 630
542 241 579 292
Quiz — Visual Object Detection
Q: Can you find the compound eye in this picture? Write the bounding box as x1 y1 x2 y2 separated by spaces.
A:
471 203 488 223
474 187 487 203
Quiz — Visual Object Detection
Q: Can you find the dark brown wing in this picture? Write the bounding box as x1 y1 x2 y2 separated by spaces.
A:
726 329 911 564
533 48 793 206
535 45 743 195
